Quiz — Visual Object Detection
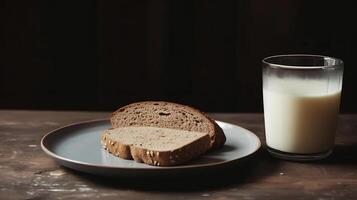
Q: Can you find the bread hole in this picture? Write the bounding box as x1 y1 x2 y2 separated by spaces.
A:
159 112 171 116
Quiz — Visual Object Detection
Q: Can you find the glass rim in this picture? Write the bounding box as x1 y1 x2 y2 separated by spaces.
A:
262 54 343 70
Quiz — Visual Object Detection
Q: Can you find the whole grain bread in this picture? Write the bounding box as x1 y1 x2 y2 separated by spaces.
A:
110 101 226 149
101 126 211 166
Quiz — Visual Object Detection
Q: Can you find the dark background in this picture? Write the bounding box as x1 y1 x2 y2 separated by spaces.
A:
0 0 356 112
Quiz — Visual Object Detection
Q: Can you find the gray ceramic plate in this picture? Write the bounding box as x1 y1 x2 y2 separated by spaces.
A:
41 119 261 177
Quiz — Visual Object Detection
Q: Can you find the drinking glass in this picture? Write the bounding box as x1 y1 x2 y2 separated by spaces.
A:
262 54 343 161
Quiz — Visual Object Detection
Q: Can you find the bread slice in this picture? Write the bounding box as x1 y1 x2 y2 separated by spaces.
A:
110 101 226 149
101 126 211 166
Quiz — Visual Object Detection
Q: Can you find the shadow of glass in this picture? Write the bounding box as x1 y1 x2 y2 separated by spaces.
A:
317 144 357 165
63 146 281 191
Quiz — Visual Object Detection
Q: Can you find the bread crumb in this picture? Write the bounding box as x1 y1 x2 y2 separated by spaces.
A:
201 193 210 197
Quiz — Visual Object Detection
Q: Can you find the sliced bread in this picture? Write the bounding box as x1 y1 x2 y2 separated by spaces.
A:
110 101 226 149
101 126 211 166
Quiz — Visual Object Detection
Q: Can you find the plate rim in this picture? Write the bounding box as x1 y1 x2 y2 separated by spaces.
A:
41 119 261 171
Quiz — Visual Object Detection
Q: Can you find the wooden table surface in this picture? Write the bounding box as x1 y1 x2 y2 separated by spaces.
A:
0 110 356 200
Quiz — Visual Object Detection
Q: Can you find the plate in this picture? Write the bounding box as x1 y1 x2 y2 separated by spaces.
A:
41 119 261 177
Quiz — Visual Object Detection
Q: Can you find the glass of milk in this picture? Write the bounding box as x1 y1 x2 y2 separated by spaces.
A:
262 54 343 161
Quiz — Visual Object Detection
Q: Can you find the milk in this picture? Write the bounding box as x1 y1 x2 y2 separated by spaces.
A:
263 78 341 154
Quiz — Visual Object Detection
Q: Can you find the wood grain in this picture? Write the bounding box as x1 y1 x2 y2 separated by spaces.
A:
0 111 356 200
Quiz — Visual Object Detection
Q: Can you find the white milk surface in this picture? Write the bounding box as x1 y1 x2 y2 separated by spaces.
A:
263 78 341 154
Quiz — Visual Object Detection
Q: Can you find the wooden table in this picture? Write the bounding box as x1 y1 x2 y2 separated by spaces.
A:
0 110 356 200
